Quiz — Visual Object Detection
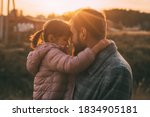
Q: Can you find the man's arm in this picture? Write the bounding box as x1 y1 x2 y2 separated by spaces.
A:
100 66 133 100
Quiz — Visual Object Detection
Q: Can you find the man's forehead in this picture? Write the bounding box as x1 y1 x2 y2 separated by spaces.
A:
69 13 78 25
69 19 74 26
69 20 75 30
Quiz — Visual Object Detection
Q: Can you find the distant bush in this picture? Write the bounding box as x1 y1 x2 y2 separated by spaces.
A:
0 48 33 99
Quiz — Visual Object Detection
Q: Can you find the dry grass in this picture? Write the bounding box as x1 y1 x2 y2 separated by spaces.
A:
108 31 150 99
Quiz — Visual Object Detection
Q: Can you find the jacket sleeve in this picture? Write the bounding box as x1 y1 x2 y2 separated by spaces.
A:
46 48 95 74
100 66 133 100
26 51 39 75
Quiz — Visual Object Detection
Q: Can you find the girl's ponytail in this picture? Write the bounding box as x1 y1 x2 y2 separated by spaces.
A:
30 30 43 49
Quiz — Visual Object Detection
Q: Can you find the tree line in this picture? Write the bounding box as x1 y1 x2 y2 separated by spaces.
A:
104 9 150 30
28 9 150 30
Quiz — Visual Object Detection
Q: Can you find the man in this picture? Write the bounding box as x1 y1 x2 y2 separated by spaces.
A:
70 8 133 99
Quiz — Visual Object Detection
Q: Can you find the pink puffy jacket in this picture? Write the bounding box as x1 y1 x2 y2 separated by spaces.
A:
26 42 95 100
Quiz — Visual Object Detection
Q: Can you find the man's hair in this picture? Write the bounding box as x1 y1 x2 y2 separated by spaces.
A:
72 8 107 40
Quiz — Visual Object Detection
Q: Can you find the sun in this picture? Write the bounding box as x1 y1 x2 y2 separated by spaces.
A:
13 0 107 16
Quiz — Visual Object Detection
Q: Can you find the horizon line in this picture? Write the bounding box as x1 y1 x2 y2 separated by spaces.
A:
14 8 150 17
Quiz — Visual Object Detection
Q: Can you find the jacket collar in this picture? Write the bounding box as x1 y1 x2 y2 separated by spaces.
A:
87 40 118 75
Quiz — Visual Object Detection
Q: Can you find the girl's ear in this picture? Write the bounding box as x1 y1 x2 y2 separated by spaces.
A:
79 27 87 41
47 34 56 42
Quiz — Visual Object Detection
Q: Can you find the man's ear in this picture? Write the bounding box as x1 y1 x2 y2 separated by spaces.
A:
47 34 55 42
79 27 87 40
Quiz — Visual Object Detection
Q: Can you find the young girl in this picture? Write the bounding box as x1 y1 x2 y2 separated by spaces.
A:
26 19 110 100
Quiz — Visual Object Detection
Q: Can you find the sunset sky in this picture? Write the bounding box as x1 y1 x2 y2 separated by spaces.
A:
2 0 150 16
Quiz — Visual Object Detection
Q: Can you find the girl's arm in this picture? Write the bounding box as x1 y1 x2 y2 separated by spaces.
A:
46 39 110 74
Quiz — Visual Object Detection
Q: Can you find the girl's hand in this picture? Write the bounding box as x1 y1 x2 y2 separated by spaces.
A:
92 39 111 55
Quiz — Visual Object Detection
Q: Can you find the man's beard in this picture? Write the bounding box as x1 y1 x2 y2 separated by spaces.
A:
74 45 83 55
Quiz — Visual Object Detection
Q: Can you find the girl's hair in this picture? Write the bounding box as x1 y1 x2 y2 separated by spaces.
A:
30 19 72 49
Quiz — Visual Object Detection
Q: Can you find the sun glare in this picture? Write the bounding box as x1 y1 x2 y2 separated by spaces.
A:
2 0 110 16
2 0 150 16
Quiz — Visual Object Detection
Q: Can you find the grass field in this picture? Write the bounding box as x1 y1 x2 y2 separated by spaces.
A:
108 31 150 99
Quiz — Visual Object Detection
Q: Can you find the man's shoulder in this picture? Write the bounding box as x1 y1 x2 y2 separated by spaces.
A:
111 52 132 71
87 50 131 75
101 50 130 68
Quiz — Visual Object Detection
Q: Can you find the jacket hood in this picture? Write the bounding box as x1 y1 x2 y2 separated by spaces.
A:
26 42 59 75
